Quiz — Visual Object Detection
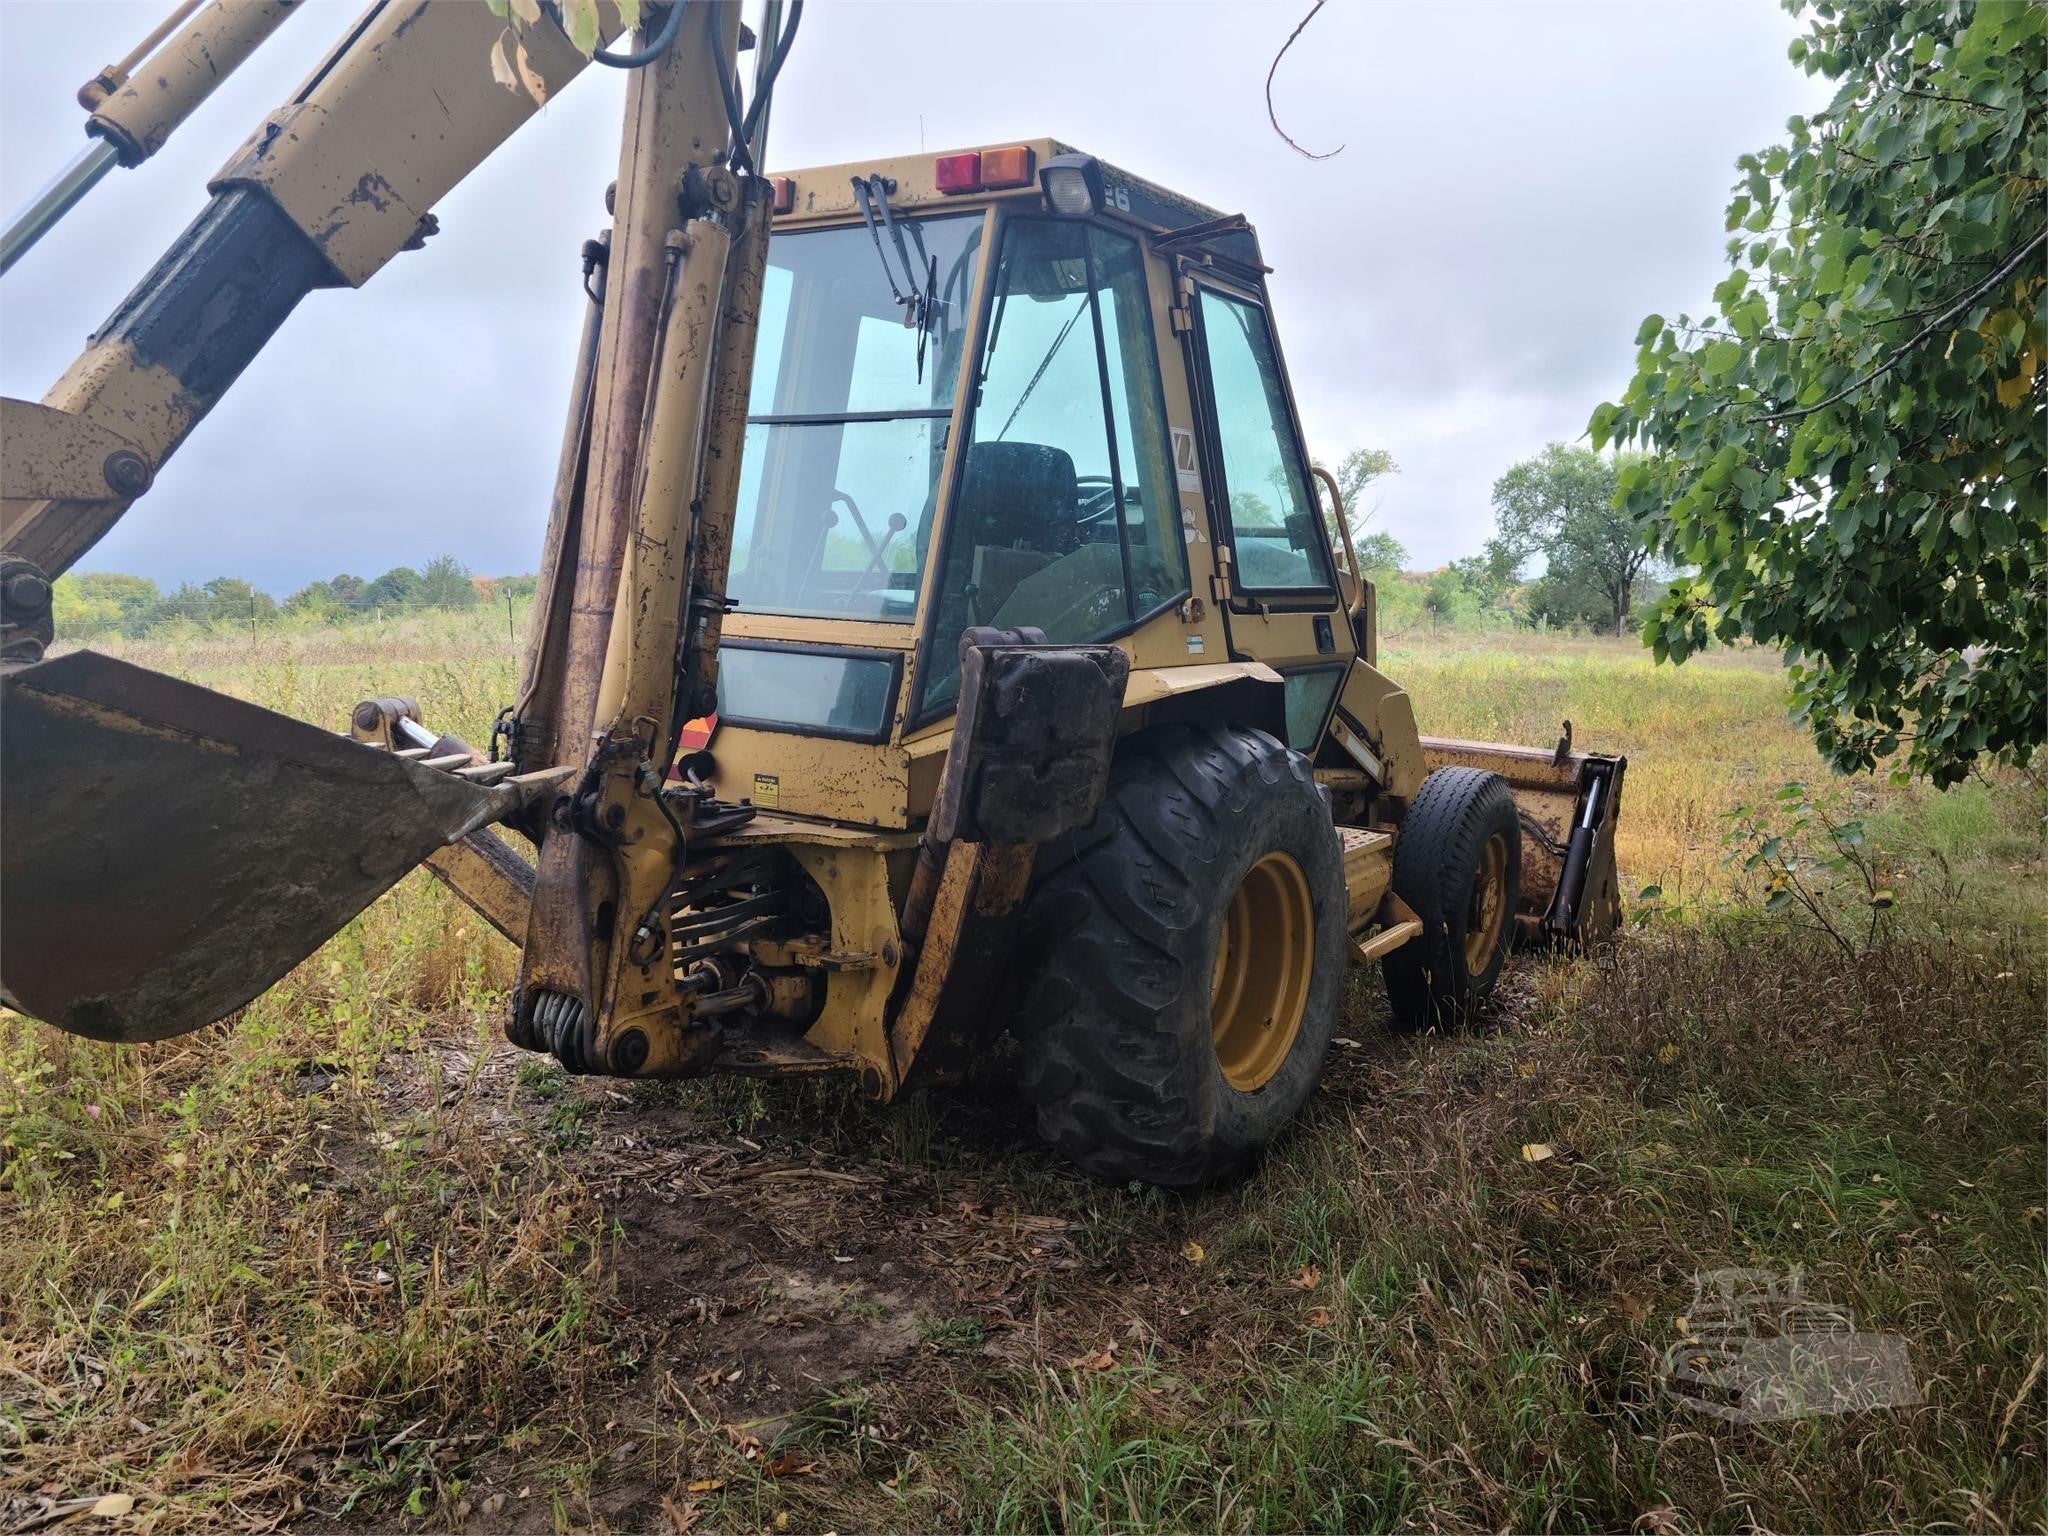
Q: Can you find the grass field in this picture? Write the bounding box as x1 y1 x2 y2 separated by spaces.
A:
3 618 2042 1534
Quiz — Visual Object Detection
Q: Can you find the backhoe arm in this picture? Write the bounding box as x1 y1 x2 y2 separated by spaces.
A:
0 0 771 1056
0 0 631 594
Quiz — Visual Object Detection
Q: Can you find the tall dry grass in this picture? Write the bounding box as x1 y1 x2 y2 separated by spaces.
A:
3 615 2040 1530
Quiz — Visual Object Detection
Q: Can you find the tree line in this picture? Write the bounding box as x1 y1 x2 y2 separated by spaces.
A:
1317 443 1659 637
56 442 1657 645
52 555 537 639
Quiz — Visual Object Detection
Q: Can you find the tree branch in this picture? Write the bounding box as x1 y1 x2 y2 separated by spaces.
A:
1266 1 1343 161
1751 226 2047 424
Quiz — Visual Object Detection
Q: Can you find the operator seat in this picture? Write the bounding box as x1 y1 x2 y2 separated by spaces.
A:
918 439 1081 711
951 440 1081 557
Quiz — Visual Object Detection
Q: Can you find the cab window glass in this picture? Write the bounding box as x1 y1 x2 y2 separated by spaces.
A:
715 644 899 740
730 214 985 622
1198 289 1332 592
919 219 1185 718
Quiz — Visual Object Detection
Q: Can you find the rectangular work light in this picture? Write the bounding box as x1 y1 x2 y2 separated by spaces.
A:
1038 153 1104 217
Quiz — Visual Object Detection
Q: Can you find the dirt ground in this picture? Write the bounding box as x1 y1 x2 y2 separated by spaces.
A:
302 1026 1258 1534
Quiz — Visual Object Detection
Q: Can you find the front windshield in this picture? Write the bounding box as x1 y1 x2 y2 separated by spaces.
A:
728 214 985 622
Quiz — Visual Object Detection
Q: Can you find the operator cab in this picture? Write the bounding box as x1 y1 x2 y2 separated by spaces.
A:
708 141 1353 825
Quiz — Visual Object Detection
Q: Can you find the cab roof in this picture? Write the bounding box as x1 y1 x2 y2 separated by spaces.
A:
767 138 1265 273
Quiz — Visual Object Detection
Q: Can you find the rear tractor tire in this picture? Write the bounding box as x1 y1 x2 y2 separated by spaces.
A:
1010 724 1348 1188
1382 765 1520 1031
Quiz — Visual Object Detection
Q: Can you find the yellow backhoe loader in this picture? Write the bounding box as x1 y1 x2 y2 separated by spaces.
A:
0 0 1625 1186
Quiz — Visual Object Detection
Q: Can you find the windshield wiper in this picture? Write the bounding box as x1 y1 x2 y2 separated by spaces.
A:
850 175 940 379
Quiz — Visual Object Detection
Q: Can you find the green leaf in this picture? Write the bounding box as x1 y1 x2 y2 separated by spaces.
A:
1701 340 1743 377
1713 270 1750 307
563 0 600 53
1606 0 2041 788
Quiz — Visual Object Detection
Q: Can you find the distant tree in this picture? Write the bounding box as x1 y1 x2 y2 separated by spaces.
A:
491 573 539 602
53 572 161 638
361 566 422 613
1313 445 1400 544
1447 547 1519 610
1353 528 1409 573
200 576 277 629
418 553 478 609
1329 446 1396 527
328 573 369 610
284 579 345 618
1485 444 1651 635
1592 0 2044 783
1422 567 1466 623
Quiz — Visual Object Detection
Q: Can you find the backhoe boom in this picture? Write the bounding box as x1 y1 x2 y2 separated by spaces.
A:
1 0 632 584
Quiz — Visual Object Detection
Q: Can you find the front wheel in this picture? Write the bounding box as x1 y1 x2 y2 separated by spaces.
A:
1010 724 1348 1188
1382 766 1520 1030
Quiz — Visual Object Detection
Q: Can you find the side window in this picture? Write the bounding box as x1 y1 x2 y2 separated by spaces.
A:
918 219 1187 718
1197 289 1332 592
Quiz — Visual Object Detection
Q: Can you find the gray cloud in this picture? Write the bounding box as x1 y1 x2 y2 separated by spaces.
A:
0 0 1821 589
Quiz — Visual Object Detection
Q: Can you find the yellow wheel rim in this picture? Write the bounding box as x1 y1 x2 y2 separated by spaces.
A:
1464 831 1509 974
1210 851 1315 1092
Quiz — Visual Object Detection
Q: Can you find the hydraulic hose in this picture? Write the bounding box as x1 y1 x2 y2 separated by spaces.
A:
592 0 688 68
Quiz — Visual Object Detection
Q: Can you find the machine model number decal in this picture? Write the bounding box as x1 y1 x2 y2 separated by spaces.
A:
1171 427 1202 493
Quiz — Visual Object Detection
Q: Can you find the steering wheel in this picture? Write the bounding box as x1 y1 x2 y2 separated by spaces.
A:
1074 475 1124 528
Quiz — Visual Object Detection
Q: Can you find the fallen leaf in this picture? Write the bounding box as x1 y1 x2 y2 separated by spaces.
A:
1291 1264 1322 1289
481 1494 507 1518
1521 1143 1555 1163
1068 1342 1117 1372
765 1453 817 1478
685 1478 725 1494
91 1494 135 1518
1181 1240 1205 1265
773 1513 791 1532
1656 1043 1681 1064
1305 1307 1332 1327
1515 1060 1538 1079
660 1494 703 1534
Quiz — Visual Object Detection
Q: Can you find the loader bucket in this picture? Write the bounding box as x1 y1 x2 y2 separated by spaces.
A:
1 651 550 1043
1421 736 1627 944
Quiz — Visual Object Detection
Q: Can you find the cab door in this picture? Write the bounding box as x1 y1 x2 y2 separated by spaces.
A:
1177 267 1353 755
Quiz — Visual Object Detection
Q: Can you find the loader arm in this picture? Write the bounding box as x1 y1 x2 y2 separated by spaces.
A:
0 0 775 1057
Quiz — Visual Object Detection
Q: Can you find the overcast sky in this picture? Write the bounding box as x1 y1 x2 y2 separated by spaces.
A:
0 0 1819 593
